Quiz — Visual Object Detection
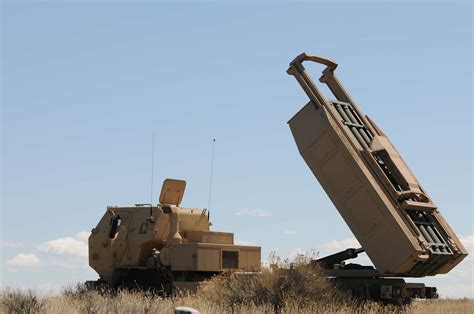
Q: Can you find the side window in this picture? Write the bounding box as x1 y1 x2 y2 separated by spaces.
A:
109 215 122 239
222 251 239 269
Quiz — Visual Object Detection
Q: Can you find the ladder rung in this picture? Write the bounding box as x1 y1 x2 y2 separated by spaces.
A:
330 99 351 107
413 221 434 226
401 200 437 212
427 242 449 247
343 121 367 129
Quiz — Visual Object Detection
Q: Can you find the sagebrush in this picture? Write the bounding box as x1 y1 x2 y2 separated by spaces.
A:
199 251 347 311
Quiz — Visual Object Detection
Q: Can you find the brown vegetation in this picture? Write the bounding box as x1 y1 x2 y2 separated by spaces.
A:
1 255 472 313
1 289 45 314
199 251 347 311
1 287 472 314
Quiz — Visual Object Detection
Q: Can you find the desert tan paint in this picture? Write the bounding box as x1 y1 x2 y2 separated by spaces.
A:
287 53 467 276
89 179 260 283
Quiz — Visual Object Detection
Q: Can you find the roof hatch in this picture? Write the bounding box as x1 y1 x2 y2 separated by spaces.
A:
159 178 186 206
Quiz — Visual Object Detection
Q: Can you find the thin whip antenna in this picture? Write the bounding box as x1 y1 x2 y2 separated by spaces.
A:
208 139 216 211
150 132 155 205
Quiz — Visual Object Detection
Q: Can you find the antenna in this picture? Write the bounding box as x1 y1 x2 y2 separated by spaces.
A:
150 132 155 205
207 138 216 211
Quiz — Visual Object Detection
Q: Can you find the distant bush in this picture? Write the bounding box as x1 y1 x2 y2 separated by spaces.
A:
199 251 346 312
1 289 45 314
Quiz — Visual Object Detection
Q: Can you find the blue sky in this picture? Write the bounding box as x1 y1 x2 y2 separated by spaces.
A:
1 1 472 297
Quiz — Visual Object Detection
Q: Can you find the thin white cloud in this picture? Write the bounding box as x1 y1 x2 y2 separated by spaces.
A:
235 208 271 217
38 237 88 258
319 237 371 266
1 241 24 248
235 239 257 246
75 231 91 242
26 231 92 270
283 229 297 236
6 253 40 268
459 234 473 250
321 238 361 251
43 256 90 269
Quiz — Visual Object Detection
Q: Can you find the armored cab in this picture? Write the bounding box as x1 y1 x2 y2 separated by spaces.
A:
287 53 467 277
89 179 261 292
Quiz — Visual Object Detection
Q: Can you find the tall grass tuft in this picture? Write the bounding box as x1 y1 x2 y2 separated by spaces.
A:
199 251 347 312
1 289 45 314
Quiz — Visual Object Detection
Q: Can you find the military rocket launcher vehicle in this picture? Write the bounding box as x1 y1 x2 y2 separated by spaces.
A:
88 179 261 293
85 53 466 303
287 53 468 302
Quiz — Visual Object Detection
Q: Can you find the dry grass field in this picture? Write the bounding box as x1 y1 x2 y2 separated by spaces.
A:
1 288 472 314
2 256 472 313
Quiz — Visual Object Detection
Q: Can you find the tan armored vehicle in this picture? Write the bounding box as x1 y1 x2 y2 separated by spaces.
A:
88 179 261 292
287 53 468 303
87 54 466 303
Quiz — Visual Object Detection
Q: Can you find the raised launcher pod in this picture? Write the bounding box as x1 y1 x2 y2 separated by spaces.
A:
287 53 467 277
88 178 261 292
